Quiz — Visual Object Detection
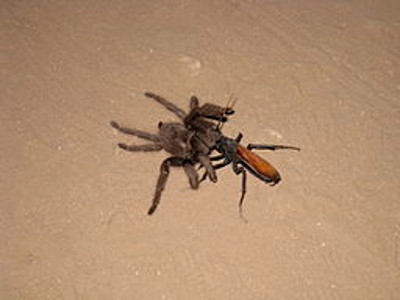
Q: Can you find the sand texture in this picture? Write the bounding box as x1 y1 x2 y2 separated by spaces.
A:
2 0 400 299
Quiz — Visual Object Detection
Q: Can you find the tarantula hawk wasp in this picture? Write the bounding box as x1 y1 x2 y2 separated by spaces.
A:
204 131 300 221
110 92 234 215
195 103 300 220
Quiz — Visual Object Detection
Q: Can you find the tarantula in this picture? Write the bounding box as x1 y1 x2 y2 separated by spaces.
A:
110 92 234 215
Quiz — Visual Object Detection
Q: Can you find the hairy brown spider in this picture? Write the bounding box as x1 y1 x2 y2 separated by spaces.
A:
110 92 234 215
145 92 234 182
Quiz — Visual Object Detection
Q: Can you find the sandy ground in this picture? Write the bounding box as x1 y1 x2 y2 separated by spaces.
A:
2 0 400 299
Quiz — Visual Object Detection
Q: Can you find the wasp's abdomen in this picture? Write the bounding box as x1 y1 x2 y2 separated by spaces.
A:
236 144 281 183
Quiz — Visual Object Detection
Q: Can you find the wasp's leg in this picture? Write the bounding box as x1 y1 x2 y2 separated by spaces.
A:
247 144 300 151
199 158 231 183
232 161 248 222
235 133 243 143
209 154 225 161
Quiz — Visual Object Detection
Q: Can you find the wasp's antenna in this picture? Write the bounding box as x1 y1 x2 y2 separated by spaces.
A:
217 94 237 131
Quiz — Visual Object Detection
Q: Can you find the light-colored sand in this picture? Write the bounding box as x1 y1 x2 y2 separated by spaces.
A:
2 0 399 299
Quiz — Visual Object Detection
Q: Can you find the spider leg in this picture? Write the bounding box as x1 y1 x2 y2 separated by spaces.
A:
118 143 163 152
247 144 300 151
183 163 199 189
185 103 232 127
199 158 231 183
197 154 225 182
197 103 234 122
198 153 217 183
148 157 187 215
110 121 159 142
189 96 199 110
198 154 225 170
144 92 187 120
